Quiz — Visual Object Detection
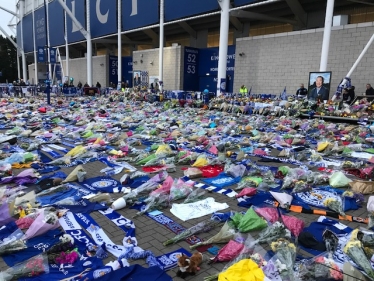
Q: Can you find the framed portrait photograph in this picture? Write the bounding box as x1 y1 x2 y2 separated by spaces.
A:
133 71 141 87
308 71 332 101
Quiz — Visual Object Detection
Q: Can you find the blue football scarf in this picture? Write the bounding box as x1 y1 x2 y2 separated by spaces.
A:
78 176 125 193
3 229 62 266
19 257 104 281
36 184 90 206
182 177 238 198
127 176 151 188
98 209 136 243
201 173 241 188
236 190 311 210
41 146 63 158
156 248 191 271
59 212 96 254
31 163 61 174
37 149 54 163
0 221 18 241
54 199 107 214
74 264 173 281
147 213 203 245
37 171 67 183
294 186 360 212
73 212 126 257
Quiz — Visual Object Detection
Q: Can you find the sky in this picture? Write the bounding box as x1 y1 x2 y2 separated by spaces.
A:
0 0 18 38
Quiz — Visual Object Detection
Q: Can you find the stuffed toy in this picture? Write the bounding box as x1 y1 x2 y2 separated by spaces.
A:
176 252 203 279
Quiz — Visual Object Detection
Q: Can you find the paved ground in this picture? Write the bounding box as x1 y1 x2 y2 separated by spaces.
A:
0 143 368 280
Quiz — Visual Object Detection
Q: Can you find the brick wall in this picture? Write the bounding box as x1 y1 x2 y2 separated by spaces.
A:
133 46 183 90
28 55 109 86
60 55 109 87
234 22 374 96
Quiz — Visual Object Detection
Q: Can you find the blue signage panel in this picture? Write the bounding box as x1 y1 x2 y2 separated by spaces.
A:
50 48 57 63
198 45 236 76
22 14 34 53
122 0 159 31
109 56 133 87
90 0 117 38
165 0 219 21
234 0 262 6
34 7 46 48
183 47 199 91
49 0 65 47
66 0 85 43
122 56 133 87
109 55 118 85
37 47 45 63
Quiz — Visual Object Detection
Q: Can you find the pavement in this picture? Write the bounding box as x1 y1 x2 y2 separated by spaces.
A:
0 140 369 280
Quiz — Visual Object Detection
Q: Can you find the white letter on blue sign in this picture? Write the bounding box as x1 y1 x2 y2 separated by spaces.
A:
130 0 138 16
96 0 109 24
71 0 79 33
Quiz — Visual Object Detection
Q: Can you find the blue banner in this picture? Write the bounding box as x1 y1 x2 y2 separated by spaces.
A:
34 7 46 48
234 0 262 6
109 55 118 85
109 56 133 87
122 56 133 87
37 47 45 63
122 0 159 31
22 14 34 53
183 47 199 91
48 0 65 47
55 64 62 81
165 0 219 21
66 0 85 43
198 46 236 76
50 48 57 63
90 0 117 38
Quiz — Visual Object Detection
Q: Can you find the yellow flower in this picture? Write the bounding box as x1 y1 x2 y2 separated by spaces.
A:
323 198 336 206
344 240 362 254
270 242 278 252
288 243 296 252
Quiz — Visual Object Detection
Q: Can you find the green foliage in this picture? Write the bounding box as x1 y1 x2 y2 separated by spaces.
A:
0 35 18 83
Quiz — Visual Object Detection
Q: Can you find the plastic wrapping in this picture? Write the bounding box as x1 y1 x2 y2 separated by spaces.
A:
253 206 279 224
281 214 305 238
0 253 49 280
169 179 194 202
212 240 245 263
329 171 352 188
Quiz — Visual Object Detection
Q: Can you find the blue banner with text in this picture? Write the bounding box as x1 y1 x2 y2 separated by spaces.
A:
66 0 86 43
183 47 199 91
22 14 34 53
48 0 65 47
90 0 117 38
122 0 159 31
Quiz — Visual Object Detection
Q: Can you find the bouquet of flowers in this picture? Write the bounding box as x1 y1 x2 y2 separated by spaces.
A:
344 231 374 279
323 198 345 216
133 193 170 218
367 196 374 228
298 254 343 281
204 235 259 281
0 253 49 280
23 208 60 240
270 238 297 280
163 219 221 246
189 221 235 250
255 222 291 245
291 181 312 194
0 238 27 256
